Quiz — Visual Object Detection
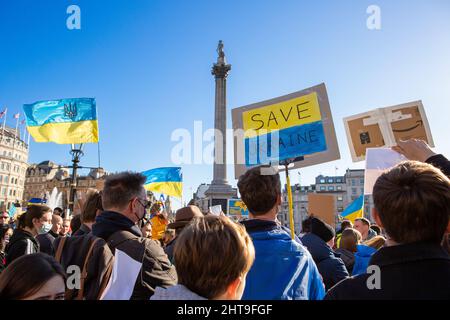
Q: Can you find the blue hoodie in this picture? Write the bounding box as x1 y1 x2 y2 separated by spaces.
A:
241 220 325 300
352 244 377 276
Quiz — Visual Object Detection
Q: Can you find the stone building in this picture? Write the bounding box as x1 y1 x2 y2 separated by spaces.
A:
0 127 29 210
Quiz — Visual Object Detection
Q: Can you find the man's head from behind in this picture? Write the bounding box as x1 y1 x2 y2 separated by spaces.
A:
174 215 255 300
53 207 63 216
101 172 148 224
373 161 450 244
81 189 103 225
237 167 281 218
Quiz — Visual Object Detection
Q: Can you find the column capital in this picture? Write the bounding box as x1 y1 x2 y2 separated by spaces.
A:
212 63 231 78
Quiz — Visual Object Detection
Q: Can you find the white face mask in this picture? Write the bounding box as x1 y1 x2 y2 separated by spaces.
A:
38 223 53 235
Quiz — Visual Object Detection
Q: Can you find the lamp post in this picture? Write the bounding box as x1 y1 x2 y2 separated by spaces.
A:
68 143 84 215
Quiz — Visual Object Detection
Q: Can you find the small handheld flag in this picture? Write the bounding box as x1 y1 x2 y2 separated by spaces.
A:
23 98 99 144
341 195 364 223
142 167 182 199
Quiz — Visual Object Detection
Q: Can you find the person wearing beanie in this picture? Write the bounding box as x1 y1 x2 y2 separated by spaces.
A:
302 217 349 290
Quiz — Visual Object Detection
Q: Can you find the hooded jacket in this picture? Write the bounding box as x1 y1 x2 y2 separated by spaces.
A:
301 233 349 291
92 211 177 300
352 244 377 276
335 248 355 274
5 229 39 266
240 219 325 300
151 285 207 300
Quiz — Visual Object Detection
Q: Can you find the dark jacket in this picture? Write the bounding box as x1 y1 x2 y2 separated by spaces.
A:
92 211 177 300
325 242 450 300
335 248 355 274
426 154 450 177
5 229 39 265
241 219 325 300
164 237 176 263
72 223 91 237
301 233 349 291
54 233 114 300
36 230 59 256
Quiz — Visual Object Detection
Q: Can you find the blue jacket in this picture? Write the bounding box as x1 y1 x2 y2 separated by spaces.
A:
241 220 325 300
301 233 349 291
352 244 377 276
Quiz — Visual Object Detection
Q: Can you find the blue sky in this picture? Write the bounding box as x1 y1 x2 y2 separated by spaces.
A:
1 0 450 208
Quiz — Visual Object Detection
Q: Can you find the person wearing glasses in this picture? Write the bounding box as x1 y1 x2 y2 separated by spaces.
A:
92 172 177 300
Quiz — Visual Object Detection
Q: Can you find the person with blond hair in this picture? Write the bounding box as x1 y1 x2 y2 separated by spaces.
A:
335 228 362 273
151 215 255 300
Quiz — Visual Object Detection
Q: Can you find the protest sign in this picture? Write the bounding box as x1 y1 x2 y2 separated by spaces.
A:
227 199 249 218
344 100 434 162
364 148 407 195
209 205 222 216
308 194 336 228
100 249 142 300
232 83 340 178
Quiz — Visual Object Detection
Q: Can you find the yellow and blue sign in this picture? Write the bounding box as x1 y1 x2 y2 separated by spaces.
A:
23 98 99 144
142 167 182 199
228 199 249 217
341 195 364 223
242 92 327 166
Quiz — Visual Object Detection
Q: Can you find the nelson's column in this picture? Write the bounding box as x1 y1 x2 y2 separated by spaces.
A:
205 41 237 213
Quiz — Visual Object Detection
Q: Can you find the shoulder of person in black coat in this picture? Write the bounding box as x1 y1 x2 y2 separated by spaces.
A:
426 154 450 177
5 229 39 265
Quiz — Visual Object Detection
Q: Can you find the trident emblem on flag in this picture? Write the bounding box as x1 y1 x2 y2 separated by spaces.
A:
64 102 77 119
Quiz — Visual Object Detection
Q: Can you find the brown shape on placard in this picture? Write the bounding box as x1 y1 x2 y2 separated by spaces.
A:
346 116 385 159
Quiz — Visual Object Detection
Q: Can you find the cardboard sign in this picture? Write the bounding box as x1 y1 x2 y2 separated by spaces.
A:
227 199 249 218
308 193 336 228
364 148 407 195
344 101 434 162
232 83 340 179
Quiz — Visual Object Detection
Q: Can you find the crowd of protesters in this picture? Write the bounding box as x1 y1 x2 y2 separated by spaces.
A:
0 139 448 300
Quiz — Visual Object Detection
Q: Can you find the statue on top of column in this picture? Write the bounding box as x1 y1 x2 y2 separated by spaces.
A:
217 40 226 64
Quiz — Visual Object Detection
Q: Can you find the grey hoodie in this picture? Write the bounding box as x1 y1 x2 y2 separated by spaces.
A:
150 285 207 300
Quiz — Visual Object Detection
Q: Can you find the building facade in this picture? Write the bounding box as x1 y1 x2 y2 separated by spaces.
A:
0 127 29 210
279 169 374 234
24 161 107 209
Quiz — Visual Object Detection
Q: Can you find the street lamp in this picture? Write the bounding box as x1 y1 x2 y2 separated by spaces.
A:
68 143 84 215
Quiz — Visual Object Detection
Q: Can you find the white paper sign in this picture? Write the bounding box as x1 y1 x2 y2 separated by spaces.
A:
100 249 142 300
209 205 222 216
364 148 407 195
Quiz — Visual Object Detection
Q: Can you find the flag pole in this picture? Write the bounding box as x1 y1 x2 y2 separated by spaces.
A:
1 108 7 141
285 163 295 240
14 113 19 140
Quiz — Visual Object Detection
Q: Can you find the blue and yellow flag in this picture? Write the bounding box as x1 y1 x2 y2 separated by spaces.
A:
142 167 182 199
23 98 99 144
341 195 364 223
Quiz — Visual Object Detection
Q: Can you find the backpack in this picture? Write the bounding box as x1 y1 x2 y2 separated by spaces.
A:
54 234 114 300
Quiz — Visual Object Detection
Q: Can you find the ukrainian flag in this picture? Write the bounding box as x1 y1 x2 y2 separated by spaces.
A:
341 195 364 223
23 98 99 144
142 167 182 199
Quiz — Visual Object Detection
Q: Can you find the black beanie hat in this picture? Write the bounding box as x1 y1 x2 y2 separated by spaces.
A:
311 217 335 243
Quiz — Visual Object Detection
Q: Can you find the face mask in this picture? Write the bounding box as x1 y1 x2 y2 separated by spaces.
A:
4 235 10 245
38 223 53 235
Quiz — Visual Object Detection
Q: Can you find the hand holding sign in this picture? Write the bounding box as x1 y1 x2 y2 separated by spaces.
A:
392 139 437 162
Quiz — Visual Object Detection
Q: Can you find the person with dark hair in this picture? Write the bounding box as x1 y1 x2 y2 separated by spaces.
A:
74 189 103 236
369 224 381 236
5 205 52 265
354 218 376 241
0 253 66 300
70 215 82 235
0 225 13 272
53 207 64 217
335 228 361 273
164 205 203 262
301 217 349 290
92 172 177 299
36 214 62 256
326 161 450 300
237 167 325 300
300 216 313 238
0 211 10 226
